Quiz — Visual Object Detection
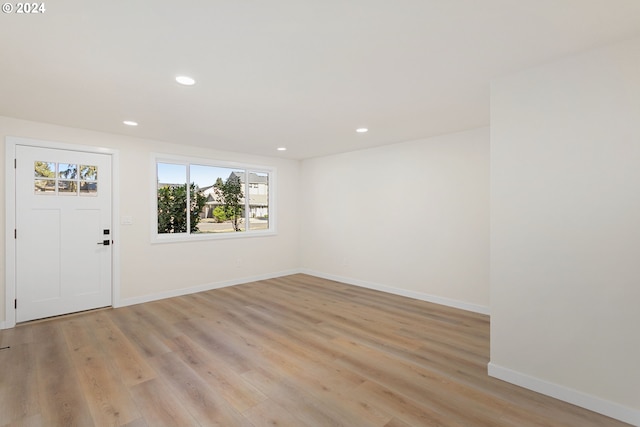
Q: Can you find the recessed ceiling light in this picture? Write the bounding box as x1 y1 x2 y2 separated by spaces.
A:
176 75 196 86
277 147 287 151
123 120 138 126
356 128 368 133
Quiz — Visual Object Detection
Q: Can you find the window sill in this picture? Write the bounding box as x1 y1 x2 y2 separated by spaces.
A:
151 229 277 244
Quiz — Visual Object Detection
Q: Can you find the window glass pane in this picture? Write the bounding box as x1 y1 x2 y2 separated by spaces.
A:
154 158 273 240
58 163 78 179
238 214 247 232
157 162 186 186
35 179 56 193
79 165 98 196
190 165 243 234
157 163 188 234
80 165 98 181
80 181 98 196
248 172 269 231
231 171 246 232
58 180 78 195
34 161 55 178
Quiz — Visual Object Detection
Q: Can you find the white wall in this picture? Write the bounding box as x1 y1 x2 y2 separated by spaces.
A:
300 127 490 313
0 116 301 324
490 37 640 424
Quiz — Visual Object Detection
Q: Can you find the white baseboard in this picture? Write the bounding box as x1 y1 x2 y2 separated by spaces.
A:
4 268 490 327
115 269 301 308
300 269 490 315
115 268 490 316
488 362 639 426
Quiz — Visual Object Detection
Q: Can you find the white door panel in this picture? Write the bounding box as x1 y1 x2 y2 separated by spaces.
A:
15 145 112 322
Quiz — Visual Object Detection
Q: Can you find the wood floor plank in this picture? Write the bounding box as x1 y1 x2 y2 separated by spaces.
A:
232 336 382 426
129 379 199 427
242 368 357 426
123 303 183 341
148 351 253 426
332 336 504 426
105 306 172 359
173 317 257 374
211 311 367 398
0 323 34 347
0 342 40 425
242 399 307 427
0 274 631 427
61 318 141 426
384 416 416 427
89 313 157 387
119 418 148 427
32 322 95 427
180 297 212 320
355 380 470 427
2 413 44 427
166 333 268 412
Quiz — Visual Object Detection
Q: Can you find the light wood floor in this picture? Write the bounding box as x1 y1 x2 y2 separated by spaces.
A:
0 274 631 427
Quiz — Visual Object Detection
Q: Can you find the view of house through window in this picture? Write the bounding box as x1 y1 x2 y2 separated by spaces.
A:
156 160 270 237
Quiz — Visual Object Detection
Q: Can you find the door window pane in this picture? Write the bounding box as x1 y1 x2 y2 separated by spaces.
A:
79 165 98 196
80 165 98 181
58 163 78 179
34 161 55 178
80 181 98 195
58 180 78 195
34 162 100 197
35 179 56 193
35 161 56 194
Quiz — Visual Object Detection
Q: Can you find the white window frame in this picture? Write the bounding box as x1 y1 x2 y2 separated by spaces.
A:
151 153 276 243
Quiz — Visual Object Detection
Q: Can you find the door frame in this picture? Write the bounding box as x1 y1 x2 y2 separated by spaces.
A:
4 136 120 329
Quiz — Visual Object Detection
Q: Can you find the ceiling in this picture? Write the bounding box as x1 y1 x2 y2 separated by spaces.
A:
1 1 639 159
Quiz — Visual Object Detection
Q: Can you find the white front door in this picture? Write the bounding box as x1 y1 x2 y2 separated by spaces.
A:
15 145 112 322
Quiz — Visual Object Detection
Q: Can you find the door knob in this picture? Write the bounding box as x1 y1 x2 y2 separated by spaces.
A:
97 240 110 246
